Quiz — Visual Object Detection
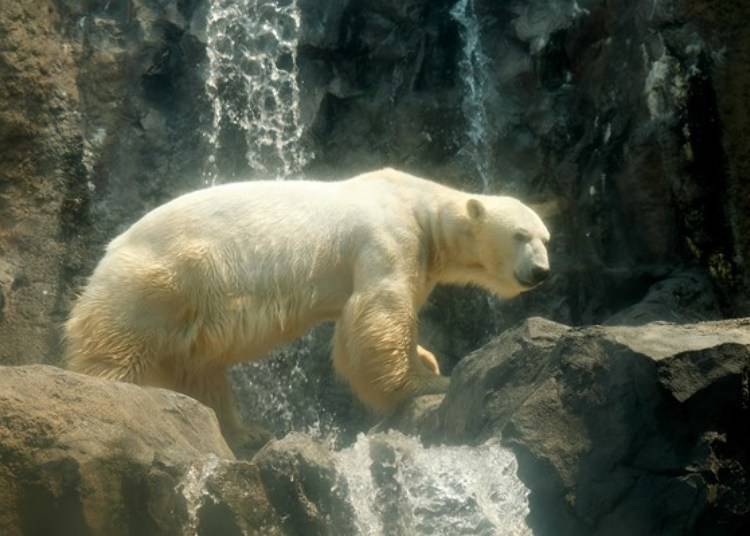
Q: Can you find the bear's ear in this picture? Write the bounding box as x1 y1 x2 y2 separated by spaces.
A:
466 198 485 221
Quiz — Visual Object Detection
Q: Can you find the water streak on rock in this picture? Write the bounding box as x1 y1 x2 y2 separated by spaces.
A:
178 454 222 534
451 0 492 191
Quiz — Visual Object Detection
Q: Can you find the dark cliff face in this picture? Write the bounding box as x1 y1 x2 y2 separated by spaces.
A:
0 0 747 367
297 0 749 334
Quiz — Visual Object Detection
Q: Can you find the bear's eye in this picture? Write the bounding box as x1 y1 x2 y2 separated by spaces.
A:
513 231 531 242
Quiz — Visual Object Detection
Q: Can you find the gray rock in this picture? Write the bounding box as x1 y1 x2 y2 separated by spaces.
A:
437 317 750 535
253 433 358 535
604 269 722 325
440 317 571 441
179 457 285 536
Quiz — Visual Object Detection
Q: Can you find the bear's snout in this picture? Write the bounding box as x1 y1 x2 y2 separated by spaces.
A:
514 263 550 288
530 265 550 284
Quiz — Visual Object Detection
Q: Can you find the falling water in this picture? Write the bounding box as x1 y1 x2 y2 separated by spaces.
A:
178 454 221 534
451 0 492 191
229 326 344 438
203 0 309 184
335 432 531 535
203 0 327 443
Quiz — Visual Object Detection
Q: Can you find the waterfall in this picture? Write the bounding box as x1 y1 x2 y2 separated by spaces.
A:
203 0 309 183
229 328 341 438
451 0 492 191
203 0 337 439
335 432 531 535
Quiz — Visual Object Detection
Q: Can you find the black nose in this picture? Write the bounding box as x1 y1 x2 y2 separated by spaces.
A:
531 266 550 284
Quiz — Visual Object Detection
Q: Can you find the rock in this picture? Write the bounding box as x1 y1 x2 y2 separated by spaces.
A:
1 365 392 535
604 268 722 325
694 0 750 312
179 457 284 536
298 0 464 180
253 433 358 535
440 317 571 442
0 0 85 366
297 0 348 50
0 365 234 535
0 0 210 367
371 394 444 438
438 317 750 535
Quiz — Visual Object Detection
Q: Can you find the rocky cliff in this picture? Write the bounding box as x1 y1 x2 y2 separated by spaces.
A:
2 0 748 366
1 0 749 534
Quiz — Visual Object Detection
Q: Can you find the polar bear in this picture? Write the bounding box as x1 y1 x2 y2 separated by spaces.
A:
64 168 550 450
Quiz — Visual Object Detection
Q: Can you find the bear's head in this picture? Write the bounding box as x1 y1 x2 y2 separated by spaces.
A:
464 196 551 299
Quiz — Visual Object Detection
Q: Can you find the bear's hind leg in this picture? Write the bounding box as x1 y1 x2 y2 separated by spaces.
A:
178 365 272 456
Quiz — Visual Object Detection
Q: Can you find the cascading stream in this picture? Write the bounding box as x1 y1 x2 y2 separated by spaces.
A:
451 0 492 192
203 0 309 184
335 432 531 536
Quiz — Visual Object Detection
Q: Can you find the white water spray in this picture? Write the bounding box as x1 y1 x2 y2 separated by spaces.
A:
230 329 335 438
203 0 309 183
178 454 221 535
335 432 531 535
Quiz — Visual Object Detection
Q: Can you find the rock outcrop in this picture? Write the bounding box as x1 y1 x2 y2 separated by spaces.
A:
4 314 750 535
0 365 358 536
0 0 209 366
0 365 233 535
438 317 750 535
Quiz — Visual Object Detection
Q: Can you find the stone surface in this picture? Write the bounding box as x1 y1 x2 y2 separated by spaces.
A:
253 433 358 535
2 0 749 430
0 365 234 535
0 0 86 367
0 0 209 367
371 394 444 439
293 0 750 383
0 366 348 536
437 317 750 535
179 457 284 536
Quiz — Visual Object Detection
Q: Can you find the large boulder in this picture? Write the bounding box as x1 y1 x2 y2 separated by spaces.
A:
0 365 372 536
0 365 238 535
438 317 750 535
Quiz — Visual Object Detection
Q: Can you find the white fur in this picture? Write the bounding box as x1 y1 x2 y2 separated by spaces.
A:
65 168 550 440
